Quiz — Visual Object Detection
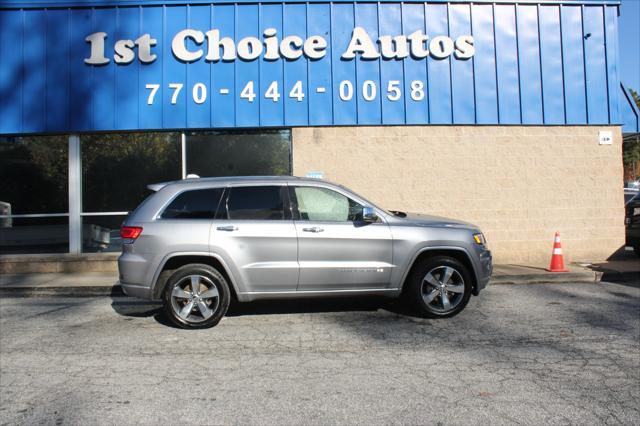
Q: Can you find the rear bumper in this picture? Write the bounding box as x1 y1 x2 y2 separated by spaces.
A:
118 251 155 298
119 282 152 299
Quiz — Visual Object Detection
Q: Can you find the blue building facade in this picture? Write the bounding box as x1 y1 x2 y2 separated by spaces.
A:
0 0 625 134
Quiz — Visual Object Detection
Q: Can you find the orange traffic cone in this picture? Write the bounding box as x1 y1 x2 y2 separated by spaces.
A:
547 231 568 272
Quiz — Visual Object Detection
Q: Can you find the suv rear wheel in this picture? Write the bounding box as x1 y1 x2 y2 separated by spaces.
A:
406 256 472 318
162 264 231 329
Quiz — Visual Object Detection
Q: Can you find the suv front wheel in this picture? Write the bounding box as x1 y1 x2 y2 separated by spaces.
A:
406 256 473 318
163 264 231 329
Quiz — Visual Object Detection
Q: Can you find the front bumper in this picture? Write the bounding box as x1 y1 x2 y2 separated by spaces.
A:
474 248 492 295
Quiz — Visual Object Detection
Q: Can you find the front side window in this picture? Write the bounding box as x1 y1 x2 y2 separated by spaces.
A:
293 186 363 222
161 188 224 219
226 186 284 220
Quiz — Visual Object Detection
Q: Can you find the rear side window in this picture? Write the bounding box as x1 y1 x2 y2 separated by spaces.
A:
160 188 224 219
226 186 284 220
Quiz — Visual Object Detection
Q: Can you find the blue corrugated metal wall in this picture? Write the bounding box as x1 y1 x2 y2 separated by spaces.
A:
0 1 622 134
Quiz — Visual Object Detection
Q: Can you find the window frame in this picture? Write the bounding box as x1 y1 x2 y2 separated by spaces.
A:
219 184 292 221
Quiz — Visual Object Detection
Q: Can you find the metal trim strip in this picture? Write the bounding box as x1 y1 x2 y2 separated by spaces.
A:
0 213 69 218
0 1 623 12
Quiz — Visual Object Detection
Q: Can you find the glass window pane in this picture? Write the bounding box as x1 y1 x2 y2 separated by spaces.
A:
227 186 284 220
161 188 224 219
81 215 127 253
0 216 69 254
185 130 291 177
81 132 181 212
0 136 68 214
294 187 363 222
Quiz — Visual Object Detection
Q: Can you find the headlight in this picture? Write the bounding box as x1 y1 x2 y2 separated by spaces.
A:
473 233 486 246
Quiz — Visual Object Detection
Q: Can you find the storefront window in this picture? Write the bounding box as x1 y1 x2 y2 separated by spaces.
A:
185 130 291 177
81 132 182 213
0 136 68 214
80 132 181 253
81 215 127 253
0 136 69 254
1 130 292 254
0 217 69 255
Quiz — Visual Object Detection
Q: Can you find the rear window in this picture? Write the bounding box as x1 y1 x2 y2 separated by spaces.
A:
226 186 284 220
160 188 224 219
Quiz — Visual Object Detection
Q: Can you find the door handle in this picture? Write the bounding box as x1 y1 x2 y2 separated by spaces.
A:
216 225 238 232
302 227 324 233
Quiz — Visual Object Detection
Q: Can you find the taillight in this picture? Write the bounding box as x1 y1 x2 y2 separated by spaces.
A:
120 226 143 240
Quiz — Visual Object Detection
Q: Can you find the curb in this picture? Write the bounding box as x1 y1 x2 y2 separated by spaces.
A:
0 285 125 298
490 272 599 285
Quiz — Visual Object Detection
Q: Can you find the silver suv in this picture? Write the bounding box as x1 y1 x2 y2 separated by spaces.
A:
118 176 492 328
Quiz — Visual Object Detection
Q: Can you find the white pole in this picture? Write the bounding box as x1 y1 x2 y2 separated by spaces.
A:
181 133 187 179
68 135 82 255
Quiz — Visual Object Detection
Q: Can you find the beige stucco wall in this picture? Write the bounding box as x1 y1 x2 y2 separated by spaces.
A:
292 126 625 265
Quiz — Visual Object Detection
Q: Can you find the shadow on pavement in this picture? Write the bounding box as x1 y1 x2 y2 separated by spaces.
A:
606 245 639 261
226 296 414 317
598 279 640 290
109 297 181 328
110 293 421 328
584 263 640 286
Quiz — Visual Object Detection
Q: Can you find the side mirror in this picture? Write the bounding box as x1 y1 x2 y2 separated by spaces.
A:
362 206 378 223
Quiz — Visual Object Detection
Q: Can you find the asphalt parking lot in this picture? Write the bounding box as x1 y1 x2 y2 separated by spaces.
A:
1 281 639 425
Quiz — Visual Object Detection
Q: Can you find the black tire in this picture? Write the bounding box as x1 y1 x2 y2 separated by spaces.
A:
405 255 473 318
634 246 640 258
162 263 231 329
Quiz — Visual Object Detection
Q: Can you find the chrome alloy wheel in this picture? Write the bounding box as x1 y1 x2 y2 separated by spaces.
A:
170 275 220 323
421 266 465 313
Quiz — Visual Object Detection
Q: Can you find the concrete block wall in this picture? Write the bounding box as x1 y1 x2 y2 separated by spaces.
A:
292 126 625 265
0 254 119 274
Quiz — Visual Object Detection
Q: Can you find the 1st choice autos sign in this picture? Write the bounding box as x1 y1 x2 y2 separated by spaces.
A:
84 27 474 107
0 1 621 134
5 2 521 133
